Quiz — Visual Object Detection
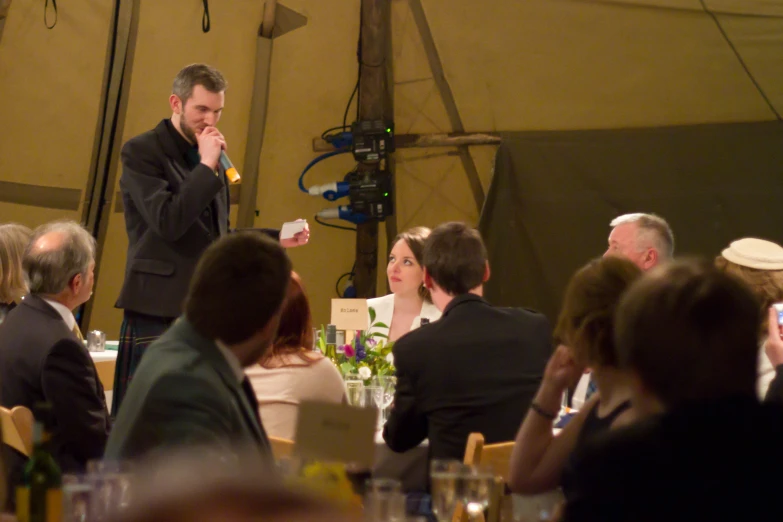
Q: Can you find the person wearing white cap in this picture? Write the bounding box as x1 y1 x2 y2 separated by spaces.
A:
715 237 783 398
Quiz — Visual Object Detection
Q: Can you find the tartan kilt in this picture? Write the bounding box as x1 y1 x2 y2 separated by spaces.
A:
111 312 173 417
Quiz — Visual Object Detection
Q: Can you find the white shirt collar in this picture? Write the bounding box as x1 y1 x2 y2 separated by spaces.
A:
214 339 245 383
41 297 76 331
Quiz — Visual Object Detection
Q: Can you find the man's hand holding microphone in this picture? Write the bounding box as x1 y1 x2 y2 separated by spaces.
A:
197 126 240 183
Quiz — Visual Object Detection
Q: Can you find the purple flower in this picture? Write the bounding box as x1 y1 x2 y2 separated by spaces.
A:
365 338 377 349
343 344 355 357
354 337 367 362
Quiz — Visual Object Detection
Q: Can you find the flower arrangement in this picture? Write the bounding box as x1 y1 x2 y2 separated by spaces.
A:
317 307 395 380
284 461 362 509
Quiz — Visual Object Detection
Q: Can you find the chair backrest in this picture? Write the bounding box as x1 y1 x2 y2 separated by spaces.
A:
454 433 515 522
268 435 295 460
0 405 33 457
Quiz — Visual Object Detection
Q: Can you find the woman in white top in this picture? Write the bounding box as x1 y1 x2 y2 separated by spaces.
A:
367 227 441 342
246 272 345 440
715 237 783 398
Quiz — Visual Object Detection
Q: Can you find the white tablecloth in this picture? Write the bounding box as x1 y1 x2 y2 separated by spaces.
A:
90 349 118 411
89 350 118 363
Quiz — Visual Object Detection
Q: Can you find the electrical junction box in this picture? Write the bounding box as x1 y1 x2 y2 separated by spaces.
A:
351 120 395 162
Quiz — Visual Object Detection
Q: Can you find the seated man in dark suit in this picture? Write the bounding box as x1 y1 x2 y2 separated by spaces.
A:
563 260 783 522
105 231 291 461
383 222 552 460
0 221 111 491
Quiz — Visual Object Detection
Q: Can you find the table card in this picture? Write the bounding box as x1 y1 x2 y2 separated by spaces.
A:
330 298 369 331
294 401 377 468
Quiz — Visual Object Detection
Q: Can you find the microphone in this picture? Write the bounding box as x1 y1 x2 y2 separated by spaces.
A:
218 152 241 184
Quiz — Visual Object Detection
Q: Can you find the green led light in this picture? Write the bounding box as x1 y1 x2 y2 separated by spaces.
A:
386 128 391 133
384 192 389 196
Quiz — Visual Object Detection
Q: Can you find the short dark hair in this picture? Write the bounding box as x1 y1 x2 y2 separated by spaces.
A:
555 257 642 368
185 232 292 345
260 272 315 367
423 222 487 295
172 63 227 104
391 226 431 301
615 259 760 409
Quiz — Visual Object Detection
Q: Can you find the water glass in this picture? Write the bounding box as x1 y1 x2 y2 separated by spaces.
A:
345 380 365 407
430 460 462 521
87 330 106 352
86 460 133 520
62 474 93 522
364 479 405 522
459 465 494 519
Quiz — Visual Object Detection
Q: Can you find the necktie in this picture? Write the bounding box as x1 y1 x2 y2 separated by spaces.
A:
72 323 85 342
241 377 262 428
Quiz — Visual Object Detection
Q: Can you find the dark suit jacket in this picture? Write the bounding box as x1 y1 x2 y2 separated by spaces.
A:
0 296 111 474
383 294 552 460
563 396 783 522
115 119 231 319
104 318 270 461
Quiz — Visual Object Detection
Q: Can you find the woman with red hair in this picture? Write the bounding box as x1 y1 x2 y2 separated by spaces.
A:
245 272 345 439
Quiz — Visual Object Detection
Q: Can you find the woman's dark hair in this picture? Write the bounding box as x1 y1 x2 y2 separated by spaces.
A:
391 226 431 301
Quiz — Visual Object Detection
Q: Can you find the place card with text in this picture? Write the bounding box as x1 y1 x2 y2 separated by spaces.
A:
294 401 377 468
330 298 369 331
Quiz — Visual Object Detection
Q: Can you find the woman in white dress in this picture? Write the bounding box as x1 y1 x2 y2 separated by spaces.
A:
367 227 441 343
715 237 783 398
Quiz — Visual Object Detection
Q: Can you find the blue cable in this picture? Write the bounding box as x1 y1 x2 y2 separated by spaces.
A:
298 149 350 193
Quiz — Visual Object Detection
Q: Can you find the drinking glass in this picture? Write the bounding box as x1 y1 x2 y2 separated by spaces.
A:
86 460 134 520
361 385 384 430
430 460 462 521
62 474 93 522
87 330 106 352
364 479 405 522
458 465 494 520
375 375 397 409
345 375 364 407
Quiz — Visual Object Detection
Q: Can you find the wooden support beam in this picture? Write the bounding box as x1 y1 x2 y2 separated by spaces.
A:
260 0 277 38
354 0 394 298
0 0 11 20
312 131 501 152
409 0 485 212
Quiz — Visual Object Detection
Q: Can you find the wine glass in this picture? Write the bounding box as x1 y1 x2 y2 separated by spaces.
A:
430 460 462 521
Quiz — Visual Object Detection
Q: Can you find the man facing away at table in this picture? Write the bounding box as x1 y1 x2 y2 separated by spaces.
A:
105 231 291 462
383 222 552 461
0 221 111 503
113 63 309 416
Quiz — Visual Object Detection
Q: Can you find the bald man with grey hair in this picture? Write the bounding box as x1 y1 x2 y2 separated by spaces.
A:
603 213 674 271
0 220 110 502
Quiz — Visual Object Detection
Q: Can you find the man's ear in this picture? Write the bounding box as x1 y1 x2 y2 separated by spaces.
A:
423 268 434 290
169 94 183 114
643 249 659 270
69 272 82 295
483 261 491 283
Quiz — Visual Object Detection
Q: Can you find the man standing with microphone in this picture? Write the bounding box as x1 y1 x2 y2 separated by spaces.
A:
113 63 309 416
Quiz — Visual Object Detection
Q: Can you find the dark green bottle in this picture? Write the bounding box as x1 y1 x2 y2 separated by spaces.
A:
17 403 62 522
